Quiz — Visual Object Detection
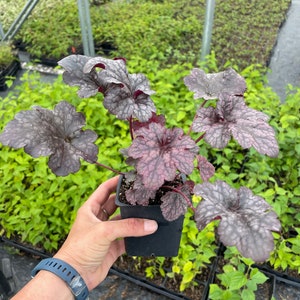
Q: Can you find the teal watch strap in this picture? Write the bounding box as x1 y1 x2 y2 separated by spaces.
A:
31 257 89 300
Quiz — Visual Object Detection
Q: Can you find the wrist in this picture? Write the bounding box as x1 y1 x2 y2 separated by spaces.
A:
31 258 89 300
53 252 90 288
11 269 74 300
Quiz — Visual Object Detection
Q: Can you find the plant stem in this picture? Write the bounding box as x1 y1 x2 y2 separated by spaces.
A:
195 132 206 144
93 161 124 175
79 149 124 175
129 116 134 140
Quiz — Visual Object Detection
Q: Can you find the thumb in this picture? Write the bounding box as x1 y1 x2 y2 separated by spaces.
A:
106 218 158 241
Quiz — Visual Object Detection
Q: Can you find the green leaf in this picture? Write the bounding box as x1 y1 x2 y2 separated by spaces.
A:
182 271 194 284
183 261 193 272
241 289 255 300
176 111 186 122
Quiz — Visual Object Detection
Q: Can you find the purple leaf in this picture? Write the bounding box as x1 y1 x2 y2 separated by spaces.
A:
160 182 192 221
125 174 156 205
58 55 108 98
196 155 215 181
59 55 156 121
184 68 246 100
132 113 166 132
0 101 98 176
101 73 156 121
128 123 199 190
194 181 281 262
192 94 279 157
84 57 156 121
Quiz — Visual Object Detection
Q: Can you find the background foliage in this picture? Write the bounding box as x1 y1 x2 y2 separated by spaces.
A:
0 0 291 69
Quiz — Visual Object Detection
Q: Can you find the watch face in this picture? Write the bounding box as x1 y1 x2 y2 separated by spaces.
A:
70 275 87 296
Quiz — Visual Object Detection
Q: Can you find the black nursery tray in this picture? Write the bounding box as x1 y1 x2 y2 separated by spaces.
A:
0 236 214 300
0 61 21 91
1 236 300 300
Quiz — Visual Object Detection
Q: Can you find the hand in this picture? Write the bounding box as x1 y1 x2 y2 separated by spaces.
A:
54 176 158 290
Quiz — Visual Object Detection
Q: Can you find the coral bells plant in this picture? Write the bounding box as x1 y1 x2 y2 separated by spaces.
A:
0 55 281 262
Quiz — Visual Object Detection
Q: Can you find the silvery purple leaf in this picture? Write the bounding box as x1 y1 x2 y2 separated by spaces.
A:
60 55 156 121
83 56 128 86
102 73 156 121
184 68 246 100
84 57 156 121
132 113 166 132
128 123 199 190
194 180 281 262
125 174 156 205
196 155 215 181
160 182 191 221
58 55 108 98
192 94 279 157
0 101 98 176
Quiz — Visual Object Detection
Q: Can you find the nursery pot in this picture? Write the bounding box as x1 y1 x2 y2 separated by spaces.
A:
115 176 184 257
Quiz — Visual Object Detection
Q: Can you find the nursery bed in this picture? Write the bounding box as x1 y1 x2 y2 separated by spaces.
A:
1 236 300 300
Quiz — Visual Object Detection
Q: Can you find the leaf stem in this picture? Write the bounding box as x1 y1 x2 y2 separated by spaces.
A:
129 116 134 140
93 161 124 175
79 149 124 175
195 132 206 144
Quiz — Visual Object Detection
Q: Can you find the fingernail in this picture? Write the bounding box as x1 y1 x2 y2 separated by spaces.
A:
144 220 158 232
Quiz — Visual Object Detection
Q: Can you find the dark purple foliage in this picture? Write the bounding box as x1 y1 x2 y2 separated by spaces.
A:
194 180 281 262
161 181 194 221
0 101 98 176
59 55 156 122
132 113 166 132
184 68 246 100
192 94 279 157
125 174 156 206
196 155 215 181
127 123 199 190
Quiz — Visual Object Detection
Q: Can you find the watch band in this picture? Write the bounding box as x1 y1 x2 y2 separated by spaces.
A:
31 257 89 300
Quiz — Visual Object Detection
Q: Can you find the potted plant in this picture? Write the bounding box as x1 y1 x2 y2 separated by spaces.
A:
0 41 20 91
0 55 281 260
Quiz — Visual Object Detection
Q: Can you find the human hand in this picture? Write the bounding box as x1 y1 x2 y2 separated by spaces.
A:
54 176 158 290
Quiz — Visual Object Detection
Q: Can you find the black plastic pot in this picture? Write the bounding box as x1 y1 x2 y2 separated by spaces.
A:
115 176 184 257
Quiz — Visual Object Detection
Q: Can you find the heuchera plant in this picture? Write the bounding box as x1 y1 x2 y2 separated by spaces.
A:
0 55 281 262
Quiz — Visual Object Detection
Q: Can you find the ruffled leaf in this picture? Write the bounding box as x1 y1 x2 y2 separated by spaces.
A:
194 181 281 262
196 155 215 181
184 68 246 100
192 94 279 157
102 73 156 121
0 101 98 176
125 174 156 205
59 55 156 122
132 113 166 132
128 123 199 190
160 181 192 221
58 55 108 98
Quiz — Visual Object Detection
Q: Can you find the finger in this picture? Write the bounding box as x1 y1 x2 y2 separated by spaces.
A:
101 218 158 241
98 207 110 221
99 194 117 218
109 214 121 221
86 176 119 216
